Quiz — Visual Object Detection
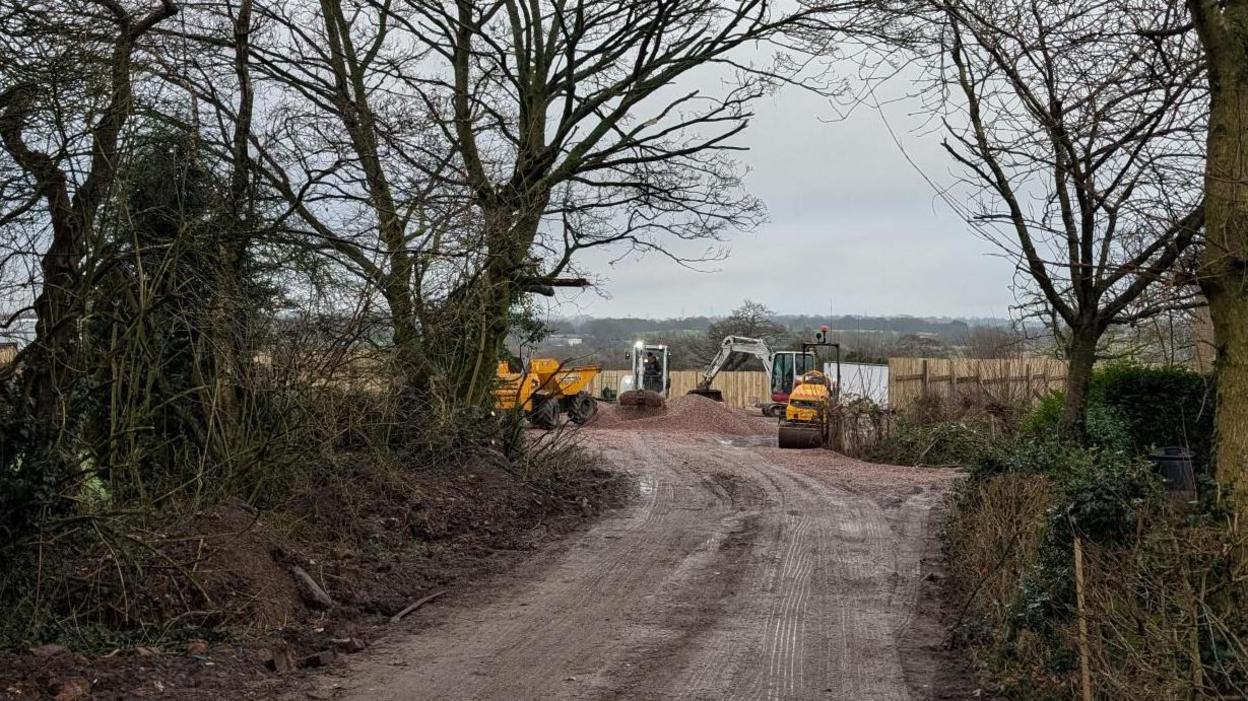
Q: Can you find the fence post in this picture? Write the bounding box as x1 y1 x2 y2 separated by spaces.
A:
1025 363 1032 399
1074 533 1093 701
921 359 930 397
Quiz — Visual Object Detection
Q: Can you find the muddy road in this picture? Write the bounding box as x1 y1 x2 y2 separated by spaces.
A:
307 415 962 700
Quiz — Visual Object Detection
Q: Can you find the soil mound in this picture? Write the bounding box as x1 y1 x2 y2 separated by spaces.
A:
159 500 305 629
0 462 631 700
289 457 629 619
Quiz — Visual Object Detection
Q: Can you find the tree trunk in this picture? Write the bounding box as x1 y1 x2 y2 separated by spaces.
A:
464 221 523 405
1061 328 1099 441
1200 63 1248 510
316 0 429 405
208 0 256 447
388 287 424 390
458 202 547 406
26 216 85 418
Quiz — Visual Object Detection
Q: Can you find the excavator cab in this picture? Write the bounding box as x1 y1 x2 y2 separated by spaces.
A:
769 350 819 409
619 342 670 408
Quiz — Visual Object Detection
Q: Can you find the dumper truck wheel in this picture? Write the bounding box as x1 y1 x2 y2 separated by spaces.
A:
568 392 597 425
529 397 559 429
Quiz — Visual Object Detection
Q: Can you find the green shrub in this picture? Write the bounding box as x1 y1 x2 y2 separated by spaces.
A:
970 434 1158 542
949 435 1167 697
945 365 1232 699
1083 403 1133 454
1090 363 1214 466
1022 392 1064 436
866 416 999 466
1021 392 1132 454
1057 450 1161 543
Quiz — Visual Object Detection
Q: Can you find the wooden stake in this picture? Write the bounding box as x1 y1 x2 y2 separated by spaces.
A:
1074 534 1092 701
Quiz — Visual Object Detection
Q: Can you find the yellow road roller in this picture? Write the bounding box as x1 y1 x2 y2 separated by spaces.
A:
777 330 842 450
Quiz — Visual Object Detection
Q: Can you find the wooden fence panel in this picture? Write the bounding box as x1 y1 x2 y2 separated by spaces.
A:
589 370 770 409
887 357 1067 410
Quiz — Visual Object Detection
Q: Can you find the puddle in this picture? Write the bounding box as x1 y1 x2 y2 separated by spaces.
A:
637 474 657 496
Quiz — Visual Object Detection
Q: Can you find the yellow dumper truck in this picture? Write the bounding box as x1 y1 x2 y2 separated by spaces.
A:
495 358 602 428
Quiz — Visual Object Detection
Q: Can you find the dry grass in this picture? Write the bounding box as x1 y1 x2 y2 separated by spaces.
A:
1076 515 1248 700
947 474 1055 639
947 472 1248 700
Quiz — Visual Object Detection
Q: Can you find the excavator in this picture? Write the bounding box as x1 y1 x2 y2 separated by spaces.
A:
777 330 843 449
689 336 820 417
618 342 671 409
688 336 772 403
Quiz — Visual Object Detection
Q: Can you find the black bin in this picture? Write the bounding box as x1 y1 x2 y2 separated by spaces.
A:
1148 446 1196 493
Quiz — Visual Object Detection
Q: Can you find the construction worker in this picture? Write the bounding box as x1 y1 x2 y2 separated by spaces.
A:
643 351 661 392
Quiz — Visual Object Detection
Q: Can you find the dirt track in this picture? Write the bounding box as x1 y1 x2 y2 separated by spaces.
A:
307 413 962 700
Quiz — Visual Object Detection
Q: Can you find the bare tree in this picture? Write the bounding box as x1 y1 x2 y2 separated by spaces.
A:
1187 0 1248 512
699 299 788 369
961 325 1022 359
211 0 256 431
154 1 888 410
919 0 1206 435
0 0 179 411
387 0 865 403
159 0 467 401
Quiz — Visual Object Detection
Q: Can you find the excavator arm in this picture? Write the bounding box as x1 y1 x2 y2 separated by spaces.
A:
690 336 773 400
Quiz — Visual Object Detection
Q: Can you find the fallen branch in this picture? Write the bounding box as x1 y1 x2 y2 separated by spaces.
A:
291 566 335 609
389 589 448 624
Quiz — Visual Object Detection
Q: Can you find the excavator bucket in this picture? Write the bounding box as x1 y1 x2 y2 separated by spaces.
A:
686 388 724 402
778 422 825 450
619 389 665 409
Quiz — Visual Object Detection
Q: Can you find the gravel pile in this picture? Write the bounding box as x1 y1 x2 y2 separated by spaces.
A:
590 394 765 436
585 402 666 428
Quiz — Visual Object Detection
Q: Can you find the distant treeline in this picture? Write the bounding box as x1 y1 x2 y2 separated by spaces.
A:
553 314 1012 342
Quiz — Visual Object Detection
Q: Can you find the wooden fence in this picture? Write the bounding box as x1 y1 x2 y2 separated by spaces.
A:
589 370 770 409
887 357 1067 410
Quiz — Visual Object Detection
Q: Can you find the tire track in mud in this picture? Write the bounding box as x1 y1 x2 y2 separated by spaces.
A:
312 429 957 701
466 434 744 700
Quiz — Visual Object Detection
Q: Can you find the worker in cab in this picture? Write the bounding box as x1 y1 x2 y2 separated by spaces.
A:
643 351 661 392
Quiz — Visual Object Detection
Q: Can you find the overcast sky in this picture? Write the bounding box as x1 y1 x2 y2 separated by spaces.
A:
552 64 1019 321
